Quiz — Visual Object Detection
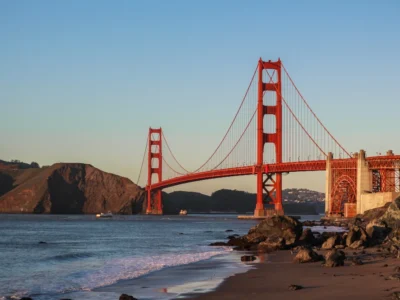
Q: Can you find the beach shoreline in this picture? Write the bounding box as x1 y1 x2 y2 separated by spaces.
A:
188 248 400 300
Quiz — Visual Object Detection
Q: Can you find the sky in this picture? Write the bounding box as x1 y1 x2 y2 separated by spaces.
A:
1 0 399 195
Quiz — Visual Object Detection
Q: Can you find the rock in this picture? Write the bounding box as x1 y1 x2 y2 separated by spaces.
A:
324 249 346 267
391 291 400 299
349 240 365 249
209 242 228 246
394 266 400 273
366 219 390 244
119 294 138 300
241 255 256 262
381 197 400 228
322 235 340 249
228 237 252 250
246 215 302 246
258 236 286 252
227 234 240 239
293 247 323 263
20 298 33 300
298 228 316 246
351 257 364 265
38 241 47 244
244 232 267 244
288 284 303 290
335 245 345 249
390 244 400 256
225 229 234 232
362 202 391 222
346 226 369 247
388 274 400 281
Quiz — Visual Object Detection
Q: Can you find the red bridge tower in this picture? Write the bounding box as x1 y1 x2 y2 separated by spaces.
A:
146 127 163 214
255 59 283 217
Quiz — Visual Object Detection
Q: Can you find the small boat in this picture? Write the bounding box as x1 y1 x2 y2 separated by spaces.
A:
179 209 188 215
96 211 113 218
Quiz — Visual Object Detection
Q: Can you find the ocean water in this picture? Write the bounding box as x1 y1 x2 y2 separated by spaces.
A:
0 214 323 300
0 214 261 300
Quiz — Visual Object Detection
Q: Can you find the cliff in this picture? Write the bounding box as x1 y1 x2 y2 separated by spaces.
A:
0 163 145 214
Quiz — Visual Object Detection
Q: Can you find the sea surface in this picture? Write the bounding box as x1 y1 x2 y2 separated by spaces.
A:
0 214 321 300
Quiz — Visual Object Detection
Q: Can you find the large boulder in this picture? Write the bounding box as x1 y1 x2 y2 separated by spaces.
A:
298 228 316 246
366 219 390 244
346 226 368 247
324 249 346 267
258 236 286 252
247 215 303 246
119 294 138 300
380 197 400 228
321 235 341 249
227 237 251 250
293 247 323 263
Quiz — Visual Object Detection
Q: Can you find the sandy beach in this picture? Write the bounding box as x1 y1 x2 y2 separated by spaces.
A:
192 248 400 300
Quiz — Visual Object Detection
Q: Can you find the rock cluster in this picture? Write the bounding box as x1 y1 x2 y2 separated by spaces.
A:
211 198 400 269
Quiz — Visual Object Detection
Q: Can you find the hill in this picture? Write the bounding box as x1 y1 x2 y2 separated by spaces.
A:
163 189 325 215
0 162 144 214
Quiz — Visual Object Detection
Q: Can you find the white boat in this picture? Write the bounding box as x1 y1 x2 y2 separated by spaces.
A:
96 211 113 218
179 209 187 215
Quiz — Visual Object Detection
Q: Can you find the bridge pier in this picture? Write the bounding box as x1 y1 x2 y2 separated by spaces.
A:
146 189 163 215
325 152 333 214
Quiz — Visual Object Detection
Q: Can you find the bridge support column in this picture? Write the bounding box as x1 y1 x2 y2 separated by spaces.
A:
356 149 372 214
146 189 162 215
146 128 163 215
325 152 333 215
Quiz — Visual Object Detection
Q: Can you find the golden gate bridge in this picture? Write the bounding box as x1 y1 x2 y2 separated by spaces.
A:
137 58 400 217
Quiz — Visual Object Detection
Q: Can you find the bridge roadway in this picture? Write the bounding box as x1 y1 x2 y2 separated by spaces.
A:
148 160 327 190
147 155 400 191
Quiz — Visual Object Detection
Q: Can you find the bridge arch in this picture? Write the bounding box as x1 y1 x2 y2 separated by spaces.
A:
330 175 356 215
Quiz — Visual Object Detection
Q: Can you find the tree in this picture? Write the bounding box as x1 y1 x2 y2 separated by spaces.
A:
30 162 40 168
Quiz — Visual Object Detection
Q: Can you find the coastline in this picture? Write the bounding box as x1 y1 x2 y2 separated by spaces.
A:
190 248 400 300
90 250 254 300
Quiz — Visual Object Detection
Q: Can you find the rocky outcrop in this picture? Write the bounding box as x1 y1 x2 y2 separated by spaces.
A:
346 225 369 248
258 236 286 252
119 294 138 300
246 215 303 246
298 228 317 246
0 163 145 214
380 197 400 228
366 219 390 243
293 247 323 263
324 249 346 267
321 235 341 249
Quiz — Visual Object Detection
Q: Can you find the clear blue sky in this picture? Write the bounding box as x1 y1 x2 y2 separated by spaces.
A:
1 0 399 194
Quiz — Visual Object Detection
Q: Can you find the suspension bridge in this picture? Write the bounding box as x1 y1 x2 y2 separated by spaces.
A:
137 58 400 217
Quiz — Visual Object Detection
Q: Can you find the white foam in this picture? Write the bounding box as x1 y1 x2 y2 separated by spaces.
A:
4 247 232 298
82 247 232 290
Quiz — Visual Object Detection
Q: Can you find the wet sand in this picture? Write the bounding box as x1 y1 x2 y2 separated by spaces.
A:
191 248 400 300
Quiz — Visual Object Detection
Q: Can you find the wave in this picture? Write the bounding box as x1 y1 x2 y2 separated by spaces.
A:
2 247 231 299
82 247 232 290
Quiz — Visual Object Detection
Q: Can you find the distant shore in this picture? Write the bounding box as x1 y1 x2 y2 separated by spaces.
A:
191 248 400 300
